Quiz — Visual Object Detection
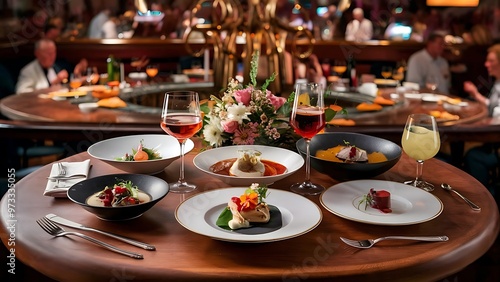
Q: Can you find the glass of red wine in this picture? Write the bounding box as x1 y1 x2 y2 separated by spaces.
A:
290 83 326 195
161 91 203 193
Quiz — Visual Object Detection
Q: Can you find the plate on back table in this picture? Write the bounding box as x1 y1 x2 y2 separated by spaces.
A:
320 180 443 226
88 134 194 174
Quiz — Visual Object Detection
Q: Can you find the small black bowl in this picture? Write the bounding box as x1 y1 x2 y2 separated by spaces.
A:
67 174 169 220
296 132 402 180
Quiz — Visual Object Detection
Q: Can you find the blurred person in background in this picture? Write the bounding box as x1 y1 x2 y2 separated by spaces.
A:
406 33 450 93
16 39 87 94
462 44 500 196
345 8 373 42
88 8 111 38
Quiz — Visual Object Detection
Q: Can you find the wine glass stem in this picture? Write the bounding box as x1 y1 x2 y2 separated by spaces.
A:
305 138 311 182
415 159 424 182
178 140 187 182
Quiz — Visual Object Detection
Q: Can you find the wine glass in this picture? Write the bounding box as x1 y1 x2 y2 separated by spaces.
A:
161 91 203 193
290 83 326 195
426 76 438 93
401 114 440 191
146 64 159 82
392 69 404 86
69 73 82 91
332 60 347 77
381 66 393 80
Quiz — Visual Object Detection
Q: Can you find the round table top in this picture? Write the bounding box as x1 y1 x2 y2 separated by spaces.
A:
1 147 498 281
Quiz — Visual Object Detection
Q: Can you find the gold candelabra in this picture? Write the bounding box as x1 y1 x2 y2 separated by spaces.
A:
183 0 315 94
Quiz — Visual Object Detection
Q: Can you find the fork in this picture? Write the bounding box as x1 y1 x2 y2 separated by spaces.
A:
36 217 143 259
57 162 66 176
340 235 449 249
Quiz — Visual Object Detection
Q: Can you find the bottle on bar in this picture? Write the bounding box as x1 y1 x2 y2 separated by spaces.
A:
107 55 115 83
347 55 357 89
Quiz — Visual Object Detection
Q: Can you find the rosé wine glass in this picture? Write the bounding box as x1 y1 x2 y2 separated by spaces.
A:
290 83 326 195
161 91 203 193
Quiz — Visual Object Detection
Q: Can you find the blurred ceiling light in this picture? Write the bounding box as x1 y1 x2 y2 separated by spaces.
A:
426 0 479 7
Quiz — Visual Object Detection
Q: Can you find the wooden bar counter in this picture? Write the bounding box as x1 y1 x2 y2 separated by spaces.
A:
0 145 498 281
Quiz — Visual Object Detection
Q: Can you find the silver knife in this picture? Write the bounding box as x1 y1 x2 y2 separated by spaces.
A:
45 214 156 250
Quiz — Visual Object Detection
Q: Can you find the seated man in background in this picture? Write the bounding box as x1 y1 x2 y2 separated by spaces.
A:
15 38 87 94
406 33 450 93
345 8 373 42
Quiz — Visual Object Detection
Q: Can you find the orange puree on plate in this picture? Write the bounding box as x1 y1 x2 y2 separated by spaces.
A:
316 145 388 163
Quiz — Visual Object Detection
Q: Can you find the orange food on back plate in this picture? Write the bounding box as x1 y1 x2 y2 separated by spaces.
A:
356 103 382 112
92 88 120 99
373 96 395 106
327 118 356 126
329 104 343 112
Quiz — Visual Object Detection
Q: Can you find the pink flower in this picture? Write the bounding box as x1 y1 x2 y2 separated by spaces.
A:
266 91 286 110
233 87 253 106
221 120 238 133
233 123 259 145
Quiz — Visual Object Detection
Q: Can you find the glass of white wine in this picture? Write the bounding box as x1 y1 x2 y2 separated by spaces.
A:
401 114 440 191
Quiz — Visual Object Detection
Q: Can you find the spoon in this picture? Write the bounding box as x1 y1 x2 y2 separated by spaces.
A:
441 183 481 211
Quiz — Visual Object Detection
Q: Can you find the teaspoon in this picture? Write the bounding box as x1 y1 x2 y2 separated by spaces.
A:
440 183 481 211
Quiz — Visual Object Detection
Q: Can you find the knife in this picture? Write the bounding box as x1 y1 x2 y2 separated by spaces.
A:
45 214 156 251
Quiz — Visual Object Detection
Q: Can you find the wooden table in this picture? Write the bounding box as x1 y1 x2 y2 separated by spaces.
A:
1 147 498 281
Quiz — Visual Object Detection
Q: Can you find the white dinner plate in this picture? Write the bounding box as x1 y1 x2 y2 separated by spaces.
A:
320 180 443 226
175 188 322 243
421 93 447 103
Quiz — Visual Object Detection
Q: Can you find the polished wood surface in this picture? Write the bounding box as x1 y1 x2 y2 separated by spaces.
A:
1 146 498 281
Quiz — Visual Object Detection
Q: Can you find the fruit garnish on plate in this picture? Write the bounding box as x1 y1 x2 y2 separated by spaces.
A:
115 139 161 161
358 188 392 213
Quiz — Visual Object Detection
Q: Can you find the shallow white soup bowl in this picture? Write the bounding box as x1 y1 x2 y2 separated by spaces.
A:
193 145 304 186
88 134 194 174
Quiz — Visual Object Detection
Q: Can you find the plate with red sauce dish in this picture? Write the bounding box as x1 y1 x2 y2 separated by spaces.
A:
193 145 304 186
320 180 443 226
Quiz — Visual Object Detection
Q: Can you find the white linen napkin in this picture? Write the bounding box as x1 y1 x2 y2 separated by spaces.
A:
43 159 91 198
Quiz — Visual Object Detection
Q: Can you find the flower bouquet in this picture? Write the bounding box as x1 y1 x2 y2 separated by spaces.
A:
200 52 342 149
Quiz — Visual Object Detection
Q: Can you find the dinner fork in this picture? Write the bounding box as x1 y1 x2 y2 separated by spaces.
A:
57 162 66 176
340 235 449 249
36 217 143 259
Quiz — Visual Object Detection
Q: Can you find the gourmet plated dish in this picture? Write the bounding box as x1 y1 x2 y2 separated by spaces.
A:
114 140 161 161
216 184 282 233
358 188 392 213
315 142 388 163
209 149 287 177
87 179 151 207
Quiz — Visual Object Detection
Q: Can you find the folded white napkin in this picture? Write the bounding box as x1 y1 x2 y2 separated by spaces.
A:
44 159 91 198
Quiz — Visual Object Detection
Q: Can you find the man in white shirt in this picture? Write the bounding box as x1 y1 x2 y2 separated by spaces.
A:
406 33 450 94
88 9 111 38
345 8 373 42
15 39 87 94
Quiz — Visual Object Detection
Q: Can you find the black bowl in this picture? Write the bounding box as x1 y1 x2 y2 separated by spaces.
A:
296 133 402 180
67 174 169 220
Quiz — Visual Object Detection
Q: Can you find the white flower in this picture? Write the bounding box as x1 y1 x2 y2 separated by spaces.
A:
203 123 224 147
226 103 250 124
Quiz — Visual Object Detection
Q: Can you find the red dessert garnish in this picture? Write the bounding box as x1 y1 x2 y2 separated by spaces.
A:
369 188 392 213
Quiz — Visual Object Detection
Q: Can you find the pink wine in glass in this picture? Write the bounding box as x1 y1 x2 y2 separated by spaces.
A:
161 114 203 141
291 107 325 139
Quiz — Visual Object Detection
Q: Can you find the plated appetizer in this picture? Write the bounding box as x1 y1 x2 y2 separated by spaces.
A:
316 141 388 163
115 140 161 161
216 183 282 233
209 149 286 177
87 179 151 207
358 188 392 213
